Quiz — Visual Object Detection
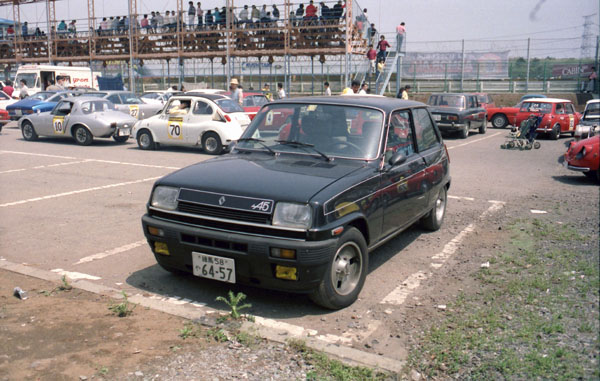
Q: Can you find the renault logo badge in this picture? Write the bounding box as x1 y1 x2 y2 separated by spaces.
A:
218 196 226 205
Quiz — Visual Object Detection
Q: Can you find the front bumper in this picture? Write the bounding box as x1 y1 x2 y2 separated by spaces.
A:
142 214 337 293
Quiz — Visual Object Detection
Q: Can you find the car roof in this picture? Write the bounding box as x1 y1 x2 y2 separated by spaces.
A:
178 93 228 101
429 93 471 96
522 98 571 103
272 95 424 113
585 99 600 105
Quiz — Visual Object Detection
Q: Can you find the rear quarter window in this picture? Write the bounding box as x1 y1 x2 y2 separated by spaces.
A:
413 108 440 152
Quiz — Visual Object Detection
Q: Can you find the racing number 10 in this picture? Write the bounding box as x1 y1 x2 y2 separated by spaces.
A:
53 117 66 135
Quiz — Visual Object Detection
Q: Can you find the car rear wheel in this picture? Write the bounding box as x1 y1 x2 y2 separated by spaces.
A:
551 124 561 140
74 126 93 146
479 117 487 134
113 135 129 143
137 130 156 150
491 114 508 128
459 123 469 139
421 186 447 231
310 227 368 310
21 121 38 141
202 132 223 155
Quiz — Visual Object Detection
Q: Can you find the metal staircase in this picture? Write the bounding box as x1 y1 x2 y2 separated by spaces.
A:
375 51 399 96
352 59 371 86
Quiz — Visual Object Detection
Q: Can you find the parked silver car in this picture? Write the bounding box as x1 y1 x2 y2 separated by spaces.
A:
19 97 137 146
85 91 163 120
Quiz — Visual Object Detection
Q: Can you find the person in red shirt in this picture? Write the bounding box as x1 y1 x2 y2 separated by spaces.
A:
2 80 14 97
305 0 318 20
366 45 377 74
377 35 390 62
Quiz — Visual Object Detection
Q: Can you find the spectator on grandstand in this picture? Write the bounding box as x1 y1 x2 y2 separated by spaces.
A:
110 16 118 33
21 22 28 38
57 20 67 35
377 35 390 62
99 17 108 34
68 20 76 36
251 5 260 22
205 10 213 26
320 2 330 21
187 2 196 29
396 22 405 52
196 3 203 29
140 15 150 32
213 7 221 26
305 0 318 21
260 5 268 21
333 1 343 19
272 5 280 21
368 23 376 44
6 25 14 37
239 5 250 24
295 4 304 18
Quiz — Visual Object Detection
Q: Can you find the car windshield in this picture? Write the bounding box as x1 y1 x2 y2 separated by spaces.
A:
47 93 71 102
15 73 37 89
141 93 159 100
476 95 488 103
583 103 600 120
520 102 553 114
86 92 108 98
215 98 245 113
80 100 117 114
237 103 384 160
120 92 142 104
428 95 465 108
28 92 55 101
250 95 268 106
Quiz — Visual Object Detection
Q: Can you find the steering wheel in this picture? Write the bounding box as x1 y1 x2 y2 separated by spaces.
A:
328 141 364 156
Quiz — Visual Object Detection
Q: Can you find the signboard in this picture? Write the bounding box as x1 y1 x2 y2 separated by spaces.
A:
401 51 510 79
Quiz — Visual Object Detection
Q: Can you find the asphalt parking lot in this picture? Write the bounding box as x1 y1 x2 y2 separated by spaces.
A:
0 120 596 364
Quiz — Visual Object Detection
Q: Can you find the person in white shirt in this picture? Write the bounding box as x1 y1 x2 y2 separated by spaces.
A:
324 81 331 96
277 83 286 99
359 82 368 94
239 5 249 24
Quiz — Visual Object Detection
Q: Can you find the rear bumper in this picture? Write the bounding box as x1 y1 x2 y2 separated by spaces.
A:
437 122 466 131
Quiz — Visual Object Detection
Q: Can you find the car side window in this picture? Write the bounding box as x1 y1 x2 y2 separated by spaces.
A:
107 94 121 104
413 108 440 152
193 100 213 115
242 97 253 107
385 110 415 162
565 103 575 114
52 101 72 116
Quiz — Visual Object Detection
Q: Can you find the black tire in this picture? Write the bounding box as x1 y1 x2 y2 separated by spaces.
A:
137 129 156 150
551 124 561 140
113 135 129 143
202 132 223 155
310 227 368 310
491 114 508 128
421 186 447 231
73 125 93 146
583 170 600 184
21 120 38 141
479 117 487 134
533 141 541 149
459 123 469 139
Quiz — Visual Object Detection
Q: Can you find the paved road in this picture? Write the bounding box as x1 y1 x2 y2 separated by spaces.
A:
0 121 595 362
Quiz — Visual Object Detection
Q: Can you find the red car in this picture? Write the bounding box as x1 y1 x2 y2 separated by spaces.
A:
0 109 8 132
487 94 548 129
221 91 270 120
473 93 495 110
513 98 581 140
564 134 599 183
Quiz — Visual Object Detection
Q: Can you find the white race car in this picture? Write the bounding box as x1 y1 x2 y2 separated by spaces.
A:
132 94 250 155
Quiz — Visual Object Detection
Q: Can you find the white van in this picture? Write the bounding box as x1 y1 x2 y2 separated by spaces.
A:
14 65 101 96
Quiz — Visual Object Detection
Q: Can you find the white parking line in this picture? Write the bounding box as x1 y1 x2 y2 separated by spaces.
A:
381 200 506 306
448 195 475 201
0 150 181 170
0 160 94 175
74 240 147 265
0 176 161 208
446 131 502 150
51 268 101 280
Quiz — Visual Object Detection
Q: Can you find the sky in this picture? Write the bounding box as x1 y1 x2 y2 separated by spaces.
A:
1 0 598 58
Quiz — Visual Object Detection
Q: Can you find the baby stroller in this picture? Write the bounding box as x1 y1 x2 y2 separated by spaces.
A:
501 114 541 150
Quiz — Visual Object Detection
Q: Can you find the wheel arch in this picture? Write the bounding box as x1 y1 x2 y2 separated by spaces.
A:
136 127 158 142
69 122 93 138
345 217 370 247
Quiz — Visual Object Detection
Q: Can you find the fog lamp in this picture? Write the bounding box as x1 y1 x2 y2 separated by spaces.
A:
275 265 297 280
154 241 170 255
271 248 296 259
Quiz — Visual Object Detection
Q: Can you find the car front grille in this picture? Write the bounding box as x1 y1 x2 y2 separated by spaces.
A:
177 201 270 224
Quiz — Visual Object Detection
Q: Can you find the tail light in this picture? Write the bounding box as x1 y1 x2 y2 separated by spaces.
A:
444 144 450 163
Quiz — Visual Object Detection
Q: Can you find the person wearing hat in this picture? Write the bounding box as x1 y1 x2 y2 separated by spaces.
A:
230 78 243 106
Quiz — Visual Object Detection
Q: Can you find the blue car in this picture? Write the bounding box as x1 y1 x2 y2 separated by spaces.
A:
6 91 81 120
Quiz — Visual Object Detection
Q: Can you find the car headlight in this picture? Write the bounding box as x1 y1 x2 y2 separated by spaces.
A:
151 186 179 210
273 202 312 229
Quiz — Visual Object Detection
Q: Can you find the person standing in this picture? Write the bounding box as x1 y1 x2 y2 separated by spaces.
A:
587 67 597 93
187 1 196 30
366 45 377 74
239 5 249 24
396 22 405 52
377 35 390 62
376 58 385 78
18 79 29 99
324 81 331 96
359 82 368 94
262 83 273 101
277 83 286 99
401 85 411 100
196 2 203 29
2 80 14 97
230 78 243 106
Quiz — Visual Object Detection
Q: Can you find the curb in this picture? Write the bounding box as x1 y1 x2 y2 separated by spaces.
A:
0 259 405 374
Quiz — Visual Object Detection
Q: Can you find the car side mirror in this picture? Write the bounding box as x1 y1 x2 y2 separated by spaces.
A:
388 151 407 166
36 109 40 114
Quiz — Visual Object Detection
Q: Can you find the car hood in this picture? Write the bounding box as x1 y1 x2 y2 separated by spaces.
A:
157 154 366 204
6 99 44 109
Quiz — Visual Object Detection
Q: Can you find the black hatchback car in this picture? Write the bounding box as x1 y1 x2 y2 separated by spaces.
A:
142 96 451 309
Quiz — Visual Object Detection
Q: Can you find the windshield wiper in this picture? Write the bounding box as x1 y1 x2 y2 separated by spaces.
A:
236 138 276 155
276 140 332 161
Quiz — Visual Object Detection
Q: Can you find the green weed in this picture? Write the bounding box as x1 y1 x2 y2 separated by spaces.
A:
215 291 252 319
108 291 135 317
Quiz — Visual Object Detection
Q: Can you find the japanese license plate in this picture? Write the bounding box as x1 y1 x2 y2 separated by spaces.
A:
192 252 235 283
433 114 441 121
118 128 131 136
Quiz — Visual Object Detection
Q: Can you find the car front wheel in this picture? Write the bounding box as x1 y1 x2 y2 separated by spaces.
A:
491 114 508 128
74 126 93 146
310 227 368 310
137 130 156 150
551 124 561 140
21 121 38 141
421 186 447 231
202 132 223 155
479 117 487 134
